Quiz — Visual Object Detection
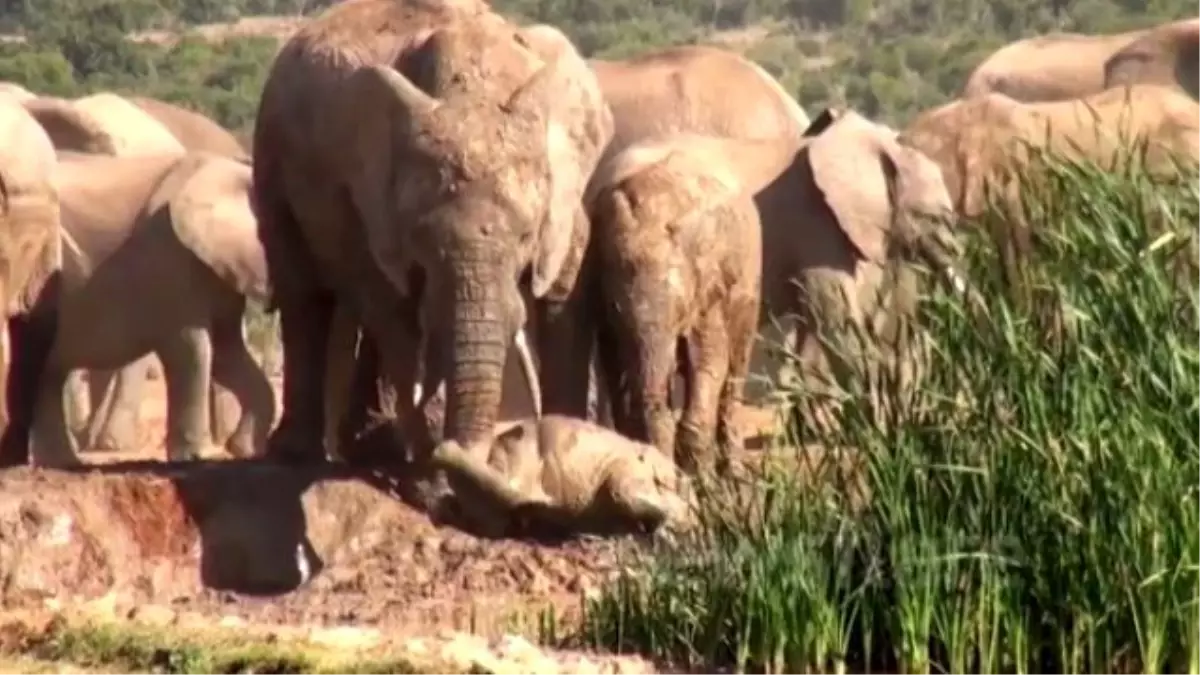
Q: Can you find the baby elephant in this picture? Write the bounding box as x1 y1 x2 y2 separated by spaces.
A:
31 151 275 467
589 133 790 473
430 415 693 540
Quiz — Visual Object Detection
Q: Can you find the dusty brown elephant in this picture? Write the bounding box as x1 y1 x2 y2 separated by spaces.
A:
1104 17 1200 100
902 84 1200 221
251 0 613 464
751 109 968 437
519 44 815 427
962 26 1153 103
588 134 788 471
23 92 187 158
76 96 252 454
30 151 274 468
0 99 63 466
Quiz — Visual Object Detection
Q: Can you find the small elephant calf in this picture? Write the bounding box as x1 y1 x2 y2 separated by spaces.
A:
589 133 789 472
32 151 275 467
430 414 693 539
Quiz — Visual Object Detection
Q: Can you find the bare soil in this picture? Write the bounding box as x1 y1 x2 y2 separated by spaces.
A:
0 378 787 672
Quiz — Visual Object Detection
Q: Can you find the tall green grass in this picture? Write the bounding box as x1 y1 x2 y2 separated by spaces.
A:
577 151 1200 673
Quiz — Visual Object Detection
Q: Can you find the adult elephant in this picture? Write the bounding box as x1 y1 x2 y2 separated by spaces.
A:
962 26 1151 103
0 99 65 466
251 0 613 462
75 96 252 454
902 84 1200 221
31 151 274 468
1104 17 1200 100
22 90 193 453
755 110 967 438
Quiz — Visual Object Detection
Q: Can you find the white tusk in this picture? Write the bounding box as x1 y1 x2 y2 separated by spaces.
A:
412 381 423 406
945 265 968 295
514 328 543 419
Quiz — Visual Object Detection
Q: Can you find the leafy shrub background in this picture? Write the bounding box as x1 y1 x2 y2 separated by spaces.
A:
0 0 1193 135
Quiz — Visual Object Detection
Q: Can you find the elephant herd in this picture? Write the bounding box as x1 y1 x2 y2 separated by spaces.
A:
0 1 1195 494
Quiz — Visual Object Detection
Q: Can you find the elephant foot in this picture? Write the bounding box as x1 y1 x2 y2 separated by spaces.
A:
165 441 222 463
266 421 327 465
30 447 83 470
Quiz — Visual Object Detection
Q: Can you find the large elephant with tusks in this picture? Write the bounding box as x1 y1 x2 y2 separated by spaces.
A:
251 0 613 462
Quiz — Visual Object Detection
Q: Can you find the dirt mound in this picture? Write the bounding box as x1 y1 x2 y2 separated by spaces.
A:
0 462 629 636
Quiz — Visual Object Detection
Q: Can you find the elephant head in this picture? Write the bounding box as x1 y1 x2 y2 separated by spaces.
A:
342 25 613 448
803 109 969 298
24 93 186 158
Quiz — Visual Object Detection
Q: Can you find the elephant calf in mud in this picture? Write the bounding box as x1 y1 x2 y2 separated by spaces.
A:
588 134 789 472
31 151 276 467
430 414 693 539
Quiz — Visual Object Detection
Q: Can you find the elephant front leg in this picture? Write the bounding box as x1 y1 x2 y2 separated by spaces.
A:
211 317 276 459
30 363 82 468
156 327 217 462
268 292 335 463
3 310 59 467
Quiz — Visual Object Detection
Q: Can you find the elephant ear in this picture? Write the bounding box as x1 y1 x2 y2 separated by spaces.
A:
506 28 615 298
23 97 119 155
341 64 442 296
805 111 894 263
169 154 271 303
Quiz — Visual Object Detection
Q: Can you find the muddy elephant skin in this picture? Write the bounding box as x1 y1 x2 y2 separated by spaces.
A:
962 26 1150 103
31 151 274 468
251 0 613 463
431 414 692 539
0 99 63 466
1104 18 1200 100
589 133 792 472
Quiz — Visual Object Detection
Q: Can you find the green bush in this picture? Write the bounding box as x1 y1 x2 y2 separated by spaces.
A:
577 152 1200 673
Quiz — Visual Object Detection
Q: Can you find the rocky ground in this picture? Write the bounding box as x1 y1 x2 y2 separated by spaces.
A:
0 377 786 673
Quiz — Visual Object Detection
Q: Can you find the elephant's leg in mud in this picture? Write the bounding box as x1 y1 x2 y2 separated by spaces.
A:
716 296 758 464
210 307 275 458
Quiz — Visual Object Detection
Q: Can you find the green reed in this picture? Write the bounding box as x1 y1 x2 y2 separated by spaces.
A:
577 147 1200 673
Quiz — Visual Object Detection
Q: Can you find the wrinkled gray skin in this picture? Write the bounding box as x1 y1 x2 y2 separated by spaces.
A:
756 109 969 436
251 0 613 464
31 151 274 467
589 134 781 473
430 414 693 539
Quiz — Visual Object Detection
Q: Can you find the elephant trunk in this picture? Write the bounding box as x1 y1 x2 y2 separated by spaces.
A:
442 261 519 449
915 222 988 316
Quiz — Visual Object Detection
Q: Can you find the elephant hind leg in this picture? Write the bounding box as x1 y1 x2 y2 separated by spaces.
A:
676 316 729 475
211 314 275 459
156 326 216 462
716 299 758 469
9 309 66 467
84 361 150 452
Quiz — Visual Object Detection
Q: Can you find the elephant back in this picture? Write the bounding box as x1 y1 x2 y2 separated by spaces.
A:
1104 18 1200 101
590 45 810 159
130 96 250 161
25 93 186 159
